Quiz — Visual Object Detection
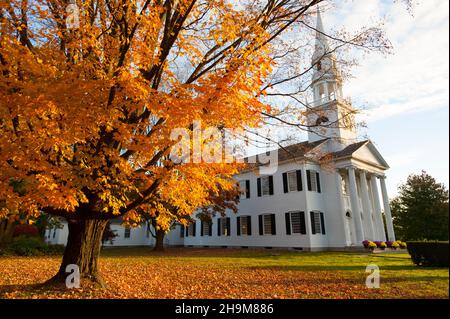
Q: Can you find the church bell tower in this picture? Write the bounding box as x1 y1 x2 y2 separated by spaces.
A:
307 8 357 151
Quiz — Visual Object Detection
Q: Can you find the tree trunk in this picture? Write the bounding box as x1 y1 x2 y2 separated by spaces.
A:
0 218 15 244
46 218 108 288
153 229 165 251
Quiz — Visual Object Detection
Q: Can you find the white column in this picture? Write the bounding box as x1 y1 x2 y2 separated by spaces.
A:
359 171 375 240
369 175 386 241
380 176 395 241
348 167 364 243
336 172 350 246
323 81 329 102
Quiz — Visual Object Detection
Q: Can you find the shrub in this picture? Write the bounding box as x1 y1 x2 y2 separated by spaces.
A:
13 224 39 237
407 241 449 267
5 235 64 256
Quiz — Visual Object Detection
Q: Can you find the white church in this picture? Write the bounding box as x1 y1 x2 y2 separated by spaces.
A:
46 10 396 251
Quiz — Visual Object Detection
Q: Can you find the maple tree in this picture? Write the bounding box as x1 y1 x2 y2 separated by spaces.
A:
0 0 404 287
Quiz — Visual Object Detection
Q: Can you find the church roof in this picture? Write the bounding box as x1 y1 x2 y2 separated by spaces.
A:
242 139 328 171
329 140 368 159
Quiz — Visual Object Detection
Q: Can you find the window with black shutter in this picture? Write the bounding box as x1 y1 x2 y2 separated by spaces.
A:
237 216 251 236
180 225 185 238
239 180 251 199
260 214 276 235
201 220 212 236
307 170 321 193
188 222 196 236
286 211 307 235
259 176 273 196
218 217 230 236
124 226 131 239
310 211 325 235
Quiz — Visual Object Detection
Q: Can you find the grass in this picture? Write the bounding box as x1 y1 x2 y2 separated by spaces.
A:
0 247 448 299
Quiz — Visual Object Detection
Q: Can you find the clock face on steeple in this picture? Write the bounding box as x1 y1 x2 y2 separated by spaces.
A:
341 112 355 130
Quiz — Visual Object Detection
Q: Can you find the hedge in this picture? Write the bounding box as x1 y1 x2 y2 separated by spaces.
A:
407 241 449 267
0 236 64 256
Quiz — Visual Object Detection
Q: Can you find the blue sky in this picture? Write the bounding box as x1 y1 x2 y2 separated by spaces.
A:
322 0 449 196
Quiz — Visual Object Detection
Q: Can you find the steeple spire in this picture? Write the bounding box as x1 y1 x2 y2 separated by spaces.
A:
313 6 329 62
311 6 340 91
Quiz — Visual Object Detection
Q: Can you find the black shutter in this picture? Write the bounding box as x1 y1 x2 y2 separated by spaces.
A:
226 217 231 236
217 218 221 236
296 170 303 191
201 220 204 236
180 225 185 237
285 213 291 235
316 172 321 193
209 222 212 236
247 216 252 235
320 212 326 235
310 211 316 234
259 215 263 235
186 225 189 237
246 180 250 198
237 217 241 236
282 173 288 193
271 214 276 235
269 176 274 195
300 212 306 234
307 170 312 191
193 222 196 236
257 178 262 197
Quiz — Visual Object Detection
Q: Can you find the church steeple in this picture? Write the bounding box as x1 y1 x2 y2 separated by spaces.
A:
307 7 357 150
311 6 342 104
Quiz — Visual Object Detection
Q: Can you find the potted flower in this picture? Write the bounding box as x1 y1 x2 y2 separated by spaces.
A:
368 241 377 251
399 241 407 249
391 241 400 249
386 241 394 248
379 242 387 250
362 240 370 248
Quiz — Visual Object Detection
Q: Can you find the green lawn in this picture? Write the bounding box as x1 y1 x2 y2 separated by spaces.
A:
0 248 448 298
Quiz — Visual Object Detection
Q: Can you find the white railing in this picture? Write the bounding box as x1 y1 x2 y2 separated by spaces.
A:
306 94 351 108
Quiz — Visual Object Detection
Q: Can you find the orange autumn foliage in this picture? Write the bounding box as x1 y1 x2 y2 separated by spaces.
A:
0 0 278 228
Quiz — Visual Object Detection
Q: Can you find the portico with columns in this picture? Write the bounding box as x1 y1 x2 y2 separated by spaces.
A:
335 164 395 246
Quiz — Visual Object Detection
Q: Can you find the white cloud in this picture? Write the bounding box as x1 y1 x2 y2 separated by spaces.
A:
323 0 449 122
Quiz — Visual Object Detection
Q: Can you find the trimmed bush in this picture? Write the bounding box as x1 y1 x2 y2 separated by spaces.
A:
13 224 39 237
407 241 449 267
4 235 64 256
